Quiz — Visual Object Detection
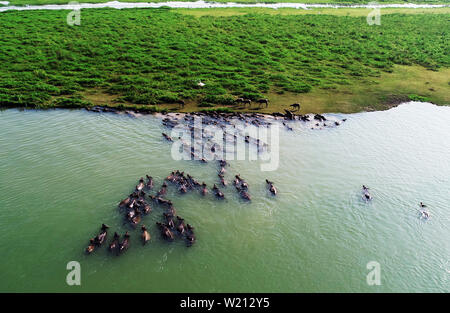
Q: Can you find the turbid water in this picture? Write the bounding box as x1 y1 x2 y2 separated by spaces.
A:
0 1 448 12
0 102 449 292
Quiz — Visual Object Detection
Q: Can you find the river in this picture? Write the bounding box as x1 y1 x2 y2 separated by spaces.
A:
0 101 449 292
0 1 448 12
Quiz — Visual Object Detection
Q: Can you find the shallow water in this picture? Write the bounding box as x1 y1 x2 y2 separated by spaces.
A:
0 102 449 292
0 1 448 12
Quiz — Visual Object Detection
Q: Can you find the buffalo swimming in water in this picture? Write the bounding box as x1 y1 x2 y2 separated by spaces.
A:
157 182 168 197
109 232 120 253
150 195 173 207
185 224 196 247
130 211 142 227
136 178 145 192
418 203 430 219
234 174 249 190
362 185 372 201
119 195 132 207
240 190 251 201
200 182 208 196
93 224 109 246
85 238 96 254
145 175 154 189
164 212 176 230
266 179 277 196
176 216 186 235
142 202 152 214
218 173 227 187
156 222 175 241
212 184 225 199
141 225 151 245
118 231 130 255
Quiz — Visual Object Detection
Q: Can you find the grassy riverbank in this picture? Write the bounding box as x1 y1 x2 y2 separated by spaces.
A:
0 9 448 114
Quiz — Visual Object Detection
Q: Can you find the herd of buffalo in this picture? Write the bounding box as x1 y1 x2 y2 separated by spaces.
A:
84 111 331 256
83 110 338 256
82 109 432 256
84 160 278 256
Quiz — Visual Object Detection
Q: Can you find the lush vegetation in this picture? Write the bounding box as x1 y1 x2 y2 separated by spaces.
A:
0 8 448 113
178 7 450 17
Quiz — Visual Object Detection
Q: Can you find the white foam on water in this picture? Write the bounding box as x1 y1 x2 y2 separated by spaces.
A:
0 1 448 12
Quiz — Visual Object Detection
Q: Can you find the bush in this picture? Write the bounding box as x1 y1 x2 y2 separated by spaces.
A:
408 94 430 102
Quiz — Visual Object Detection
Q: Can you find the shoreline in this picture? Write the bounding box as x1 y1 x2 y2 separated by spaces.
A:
0 99 441 118
2 73 449 116
24 65 450 115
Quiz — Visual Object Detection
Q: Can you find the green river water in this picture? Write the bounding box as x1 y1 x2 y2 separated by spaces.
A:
0 101 449 292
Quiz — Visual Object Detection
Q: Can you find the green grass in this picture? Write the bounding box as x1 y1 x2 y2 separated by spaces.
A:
199 107 234 113
178 7 450 17
0 8 448 113
265 65 450 113
6 0 450 6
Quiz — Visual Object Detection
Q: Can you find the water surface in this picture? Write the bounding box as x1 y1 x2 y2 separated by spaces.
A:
0 1 448 12
0 102 449 292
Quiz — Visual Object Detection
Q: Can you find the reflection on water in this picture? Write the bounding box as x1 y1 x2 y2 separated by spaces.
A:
0 102 449 292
